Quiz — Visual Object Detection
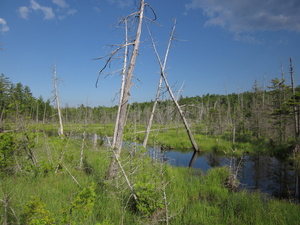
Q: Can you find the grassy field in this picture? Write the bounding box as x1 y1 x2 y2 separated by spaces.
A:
0 124 300 224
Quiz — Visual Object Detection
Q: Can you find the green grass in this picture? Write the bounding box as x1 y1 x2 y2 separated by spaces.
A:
1 125 299 224
27 123 286 155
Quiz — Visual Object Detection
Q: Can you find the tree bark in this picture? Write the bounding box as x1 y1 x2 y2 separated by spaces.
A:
107 0 146 179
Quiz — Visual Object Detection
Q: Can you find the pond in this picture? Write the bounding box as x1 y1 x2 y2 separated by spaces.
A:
148 146 300 201
56 132 300 201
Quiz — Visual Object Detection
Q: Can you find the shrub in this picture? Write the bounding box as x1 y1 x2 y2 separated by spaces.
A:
61 182 96 224
21 197 55 225
131 181 164 216
0 133 15 174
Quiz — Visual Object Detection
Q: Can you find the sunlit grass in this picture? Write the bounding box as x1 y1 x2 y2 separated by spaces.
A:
1 124 299 224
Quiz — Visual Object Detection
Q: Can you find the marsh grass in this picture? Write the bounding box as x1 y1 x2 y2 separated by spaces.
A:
1 127 300 224
29 123 275 155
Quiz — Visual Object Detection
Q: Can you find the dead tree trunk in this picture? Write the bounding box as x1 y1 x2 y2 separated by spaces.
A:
106 0 146 179
149 20 199 153
112 19 129 149
142 24 170 148
290 57 299 141
53 63 64 137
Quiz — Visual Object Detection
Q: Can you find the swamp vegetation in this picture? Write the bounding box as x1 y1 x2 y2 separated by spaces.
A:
0 127 300 225
0 73 300 223
1 1 300 223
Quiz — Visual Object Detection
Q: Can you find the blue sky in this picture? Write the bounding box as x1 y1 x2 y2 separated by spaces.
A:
1 0 300 107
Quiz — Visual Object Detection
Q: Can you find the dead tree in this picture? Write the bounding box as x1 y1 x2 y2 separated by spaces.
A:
53 63 64 137
148 20 199 153
96 0 147 180
290 57 299 141
142 25 166 148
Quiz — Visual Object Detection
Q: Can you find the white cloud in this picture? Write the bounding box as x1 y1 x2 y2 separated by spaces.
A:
67 9 77 16
93 6 101 13
186 0 300 35
0 18 9 33
30 0 55 20
18 0 77 21
18 6 31 19
107 0 134 8
52 0 69 8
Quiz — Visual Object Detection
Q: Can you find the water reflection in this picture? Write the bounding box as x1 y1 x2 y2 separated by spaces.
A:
148 147 298 200
46 132 299 201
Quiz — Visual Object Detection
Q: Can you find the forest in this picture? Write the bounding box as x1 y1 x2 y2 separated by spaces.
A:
1 0 300 223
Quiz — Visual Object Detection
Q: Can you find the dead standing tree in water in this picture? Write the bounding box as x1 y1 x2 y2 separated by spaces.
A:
96 0 149 180
147 20 199 154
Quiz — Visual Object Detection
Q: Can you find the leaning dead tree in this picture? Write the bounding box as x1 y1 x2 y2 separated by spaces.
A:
142 24 168 149
148 20 199 153
142 47 163 148
53 63 64 137
96 0 147 179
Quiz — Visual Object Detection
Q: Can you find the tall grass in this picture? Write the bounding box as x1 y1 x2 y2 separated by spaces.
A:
1 127 299 224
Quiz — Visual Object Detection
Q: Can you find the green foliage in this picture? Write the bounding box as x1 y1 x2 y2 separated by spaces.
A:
133 181 164 216
95 219 114 225
61 182 96 224
199 167 230 202
1 125 300 224
72 183 96 220
0 132 15 174
21 197 55 225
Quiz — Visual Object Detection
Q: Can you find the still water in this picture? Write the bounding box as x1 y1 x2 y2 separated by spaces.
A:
148 147 299 200
68 133 299 200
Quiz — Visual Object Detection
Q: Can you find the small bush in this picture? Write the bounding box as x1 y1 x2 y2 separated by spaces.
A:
131 181 164 216
21 197 55 225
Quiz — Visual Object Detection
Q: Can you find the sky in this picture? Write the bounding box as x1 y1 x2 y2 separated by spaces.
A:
1 0 300 107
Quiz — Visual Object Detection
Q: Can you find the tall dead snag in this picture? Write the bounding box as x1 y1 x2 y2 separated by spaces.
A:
290 57 299 142
96 0 146 180
148 20 199 153
113 18 129 149
53 63 64 137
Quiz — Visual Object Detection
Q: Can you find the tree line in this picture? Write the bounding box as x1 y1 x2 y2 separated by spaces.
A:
1 72 299 146
0 73 52 124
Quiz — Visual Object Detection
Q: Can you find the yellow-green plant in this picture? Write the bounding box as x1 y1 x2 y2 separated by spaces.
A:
21 197 55 225
61 182 96 224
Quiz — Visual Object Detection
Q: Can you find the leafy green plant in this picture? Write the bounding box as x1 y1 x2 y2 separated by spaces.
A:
61 182 96 224
0 132 15 174
21 197 55 225
133 181 164 216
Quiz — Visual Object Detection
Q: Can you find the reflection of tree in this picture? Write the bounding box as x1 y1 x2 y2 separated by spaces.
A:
252 155 260 189
189 151 198 168
295 168 300 203
249 155 296 198
276 160 294 199
231 155 244 177
206 153 222 168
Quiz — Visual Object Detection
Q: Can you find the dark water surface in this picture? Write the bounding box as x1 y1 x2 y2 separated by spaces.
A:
64 133 299 200
148 147 300 200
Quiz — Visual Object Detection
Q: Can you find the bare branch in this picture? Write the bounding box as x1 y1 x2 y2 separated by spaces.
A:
64 165 81 187
95 42 134 88
144 3 157 21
